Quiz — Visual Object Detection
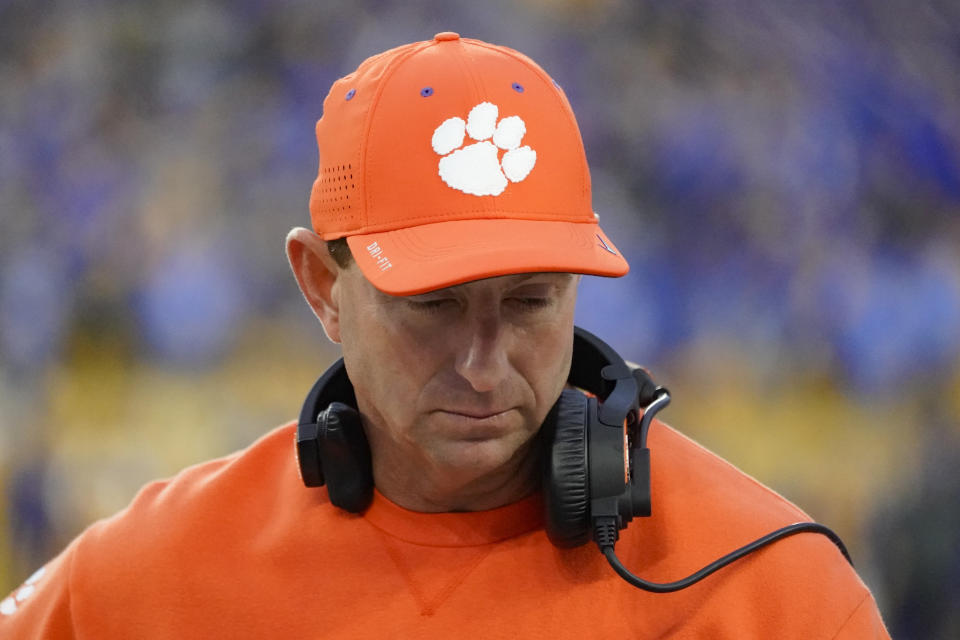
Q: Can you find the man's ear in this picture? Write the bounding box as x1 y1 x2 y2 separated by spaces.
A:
286 227 343 343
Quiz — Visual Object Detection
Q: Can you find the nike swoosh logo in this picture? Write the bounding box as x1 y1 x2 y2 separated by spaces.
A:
597 234 617 255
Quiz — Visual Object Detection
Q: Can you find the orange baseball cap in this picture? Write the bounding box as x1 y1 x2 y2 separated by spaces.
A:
309 32 628 295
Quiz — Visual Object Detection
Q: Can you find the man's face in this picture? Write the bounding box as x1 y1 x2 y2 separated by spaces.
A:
334 265 579 506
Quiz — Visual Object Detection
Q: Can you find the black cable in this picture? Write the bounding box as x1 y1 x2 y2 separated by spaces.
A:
595 520 853 593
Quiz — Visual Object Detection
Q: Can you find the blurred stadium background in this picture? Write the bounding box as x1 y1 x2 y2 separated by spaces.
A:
2 0 959 636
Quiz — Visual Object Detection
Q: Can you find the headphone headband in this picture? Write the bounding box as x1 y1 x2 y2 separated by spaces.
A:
571 327 639 427
297 359 356 428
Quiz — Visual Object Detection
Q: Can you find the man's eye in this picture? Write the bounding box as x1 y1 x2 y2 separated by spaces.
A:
408 298 457 313
507 297 552 310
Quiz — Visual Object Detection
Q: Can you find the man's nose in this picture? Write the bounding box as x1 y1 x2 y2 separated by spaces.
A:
454 315 511 393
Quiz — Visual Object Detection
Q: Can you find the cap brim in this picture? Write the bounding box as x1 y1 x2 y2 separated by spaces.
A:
345 218 628 295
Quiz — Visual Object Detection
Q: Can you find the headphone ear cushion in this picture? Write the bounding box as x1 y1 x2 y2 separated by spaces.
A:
542 389 591 548
317 401 373 513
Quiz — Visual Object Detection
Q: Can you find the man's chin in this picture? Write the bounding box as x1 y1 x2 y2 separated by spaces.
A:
428 435 537 482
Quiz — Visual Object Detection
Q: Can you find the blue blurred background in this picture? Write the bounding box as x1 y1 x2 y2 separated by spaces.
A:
1 1 958 636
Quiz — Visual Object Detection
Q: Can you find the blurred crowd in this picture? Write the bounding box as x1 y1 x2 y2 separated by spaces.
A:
1 1 959 636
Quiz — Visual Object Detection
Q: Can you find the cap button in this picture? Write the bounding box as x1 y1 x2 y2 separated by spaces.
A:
434 32 460 42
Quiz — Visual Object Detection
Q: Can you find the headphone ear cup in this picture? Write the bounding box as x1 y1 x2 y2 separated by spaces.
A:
316 401 373 513
542 389 591 548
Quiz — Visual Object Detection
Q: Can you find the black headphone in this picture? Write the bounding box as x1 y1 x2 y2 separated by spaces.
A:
296 326 663 546
296 325 852 592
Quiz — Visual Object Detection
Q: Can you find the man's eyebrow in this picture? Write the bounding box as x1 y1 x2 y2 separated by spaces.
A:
513 272 575 283
391 272 573 300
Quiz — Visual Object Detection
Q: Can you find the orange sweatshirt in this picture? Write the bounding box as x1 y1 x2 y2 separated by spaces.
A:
1 420 889 638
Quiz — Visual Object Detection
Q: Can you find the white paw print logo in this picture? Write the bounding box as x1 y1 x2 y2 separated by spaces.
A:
431 102 537 196
0 566 45 617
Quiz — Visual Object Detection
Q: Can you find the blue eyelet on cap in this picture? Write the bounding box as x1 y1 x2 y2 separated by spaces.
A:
512 82 524 93
345 88 356 100
420 86 434 97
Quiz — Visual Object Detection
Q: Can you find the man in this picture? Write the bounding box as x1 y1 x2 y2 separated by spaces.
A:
1 33 888 637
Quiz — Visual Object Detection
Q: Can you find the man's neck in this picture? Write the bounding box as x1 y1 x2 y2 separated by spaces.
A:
371 440 542 512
